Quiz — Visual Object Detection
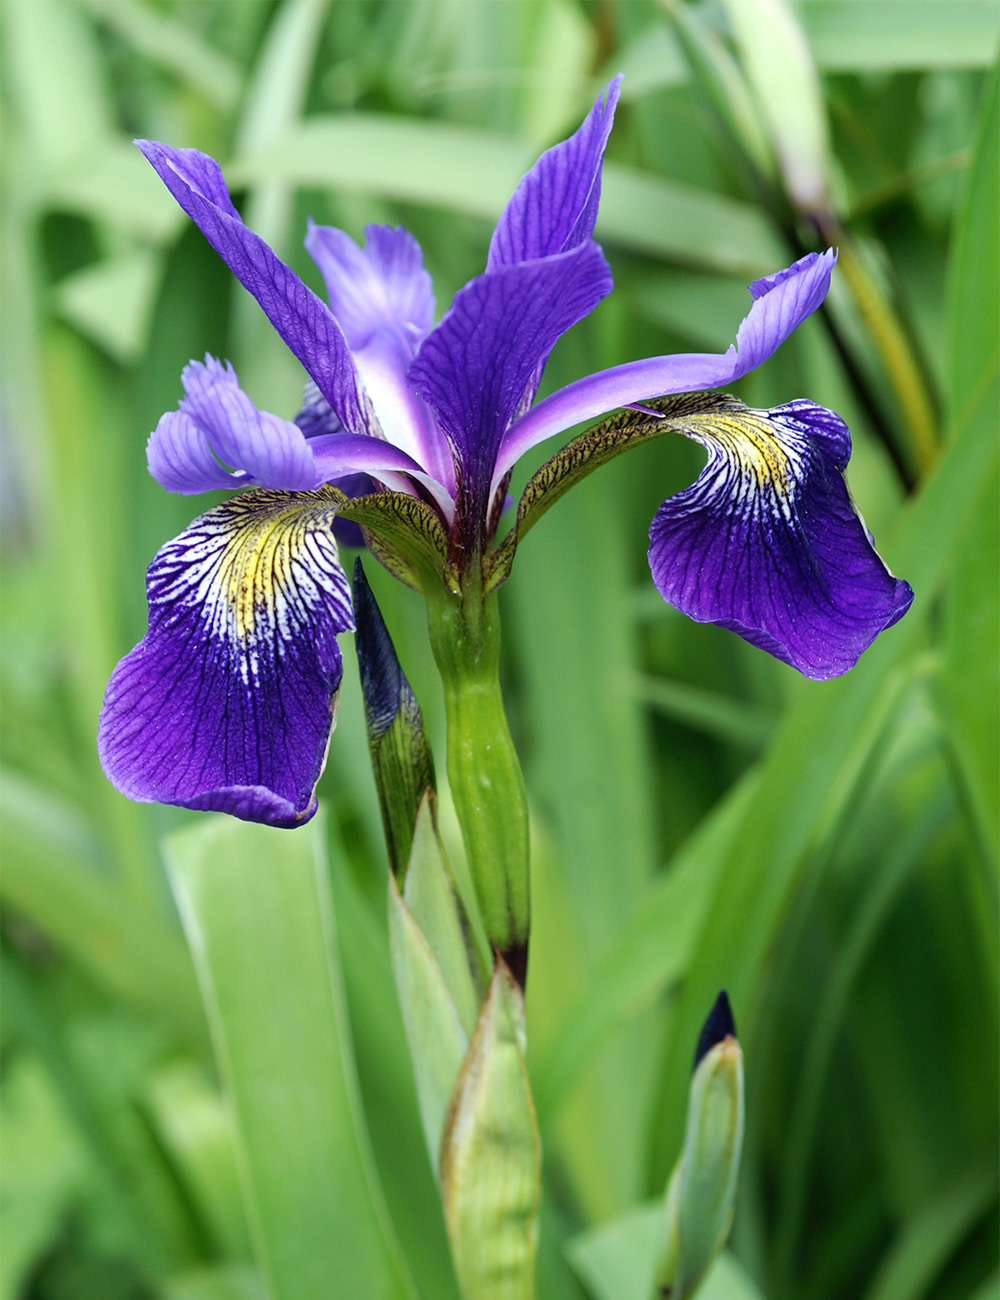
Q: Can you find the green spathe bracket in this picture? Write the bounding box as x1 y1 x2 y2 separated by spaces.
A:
389 797 488 1173
404 798 486 1035
388 872 469 1177
164 812 416 1300
441 961 542 1300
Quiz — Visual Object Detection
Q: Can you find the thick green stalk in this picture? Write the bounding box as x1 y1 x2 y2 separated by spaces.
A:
426 574 530 983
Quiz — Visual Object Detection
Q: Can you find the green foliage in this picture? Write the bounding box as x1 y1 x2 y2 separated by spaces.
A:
1 3 996 1299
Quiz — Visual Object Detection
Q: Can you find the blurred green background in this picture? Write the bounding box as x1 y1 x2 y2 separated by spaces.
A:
1 1 997 1298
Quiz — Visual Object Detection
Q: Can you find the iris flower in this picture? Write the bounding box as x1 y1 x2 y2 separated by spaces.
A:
98 78 911 827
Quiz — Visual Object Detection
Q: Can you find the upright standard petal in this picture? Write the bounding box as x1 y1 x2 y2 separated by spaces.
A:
493 249 838 495
306 221 451 488
306 222 434 348
98 488 354 827
646 396 913 679
488 75 622 266
135 141 378 439
409 240 612 527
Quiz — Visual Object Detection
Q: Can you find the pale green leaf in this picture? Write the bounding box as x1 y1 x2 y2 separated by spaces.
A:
862 1161 998 1300
164 814 417 1300
162 1265 267 1300
721 0 831 210
54 250 160 364
0 771 204 1043
945 59 999 423
804 0 1000 71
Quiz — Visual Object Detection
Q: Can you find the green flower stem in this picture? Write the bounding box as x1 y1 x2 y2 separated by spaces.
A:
426 573 530 984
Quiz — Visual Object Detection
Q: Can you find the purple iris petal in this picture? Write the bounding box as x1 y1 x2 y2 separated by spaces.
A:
306 222 451 490
489 76 622 266
147 410 240 495
135 140 378 439
306 432 454 520
296 379 344 439
409 240 612 523
307 431 427 481
98 490 354 827
306 221 434 347
647 399 913 680
493 249 838 495
176 357 319 490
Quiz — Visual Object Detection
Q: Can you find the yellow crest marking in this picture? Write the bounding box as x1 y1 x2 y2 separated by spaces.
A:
207 488 341 640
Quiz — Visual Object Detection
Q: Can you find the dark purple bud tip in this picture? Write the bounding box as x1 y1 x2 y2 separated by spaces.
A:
352 558 404 739
693 990 737 1071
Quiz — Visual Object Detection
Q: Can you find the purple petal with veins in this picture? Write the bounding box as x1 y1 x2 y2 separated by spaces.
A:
98 489 353 826
135 140 378 439
493 249 838 497
647 398 913 679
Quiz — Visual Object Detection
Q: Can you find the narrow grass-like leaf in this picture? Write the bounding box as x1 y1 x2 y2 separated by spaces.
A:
938 61 999 866
53 250 160 364
165 814 416 1300
229 0 330 403
804 1 1000 71
162 1265 266 1300
720 0 831 210
0 772 204 1044
630 674 772 749
567 1199 764 1300
663 0 775 181
46 137 185 242
531 774 759 1119
145 1062 251 1261
608 5 1000 84
775 792 954 1277
1 0 110 174
862 1159 998 1300
566 1202 660 1300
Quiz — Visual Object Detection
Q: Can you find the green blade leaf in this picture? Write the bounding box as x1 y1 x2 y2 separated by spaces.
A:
0 771 204 1045
164 814 416 1300
720 0 831 211
862 1159 998 1300
805 1 1000 71
441 963 541 1300
71 0 244 110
